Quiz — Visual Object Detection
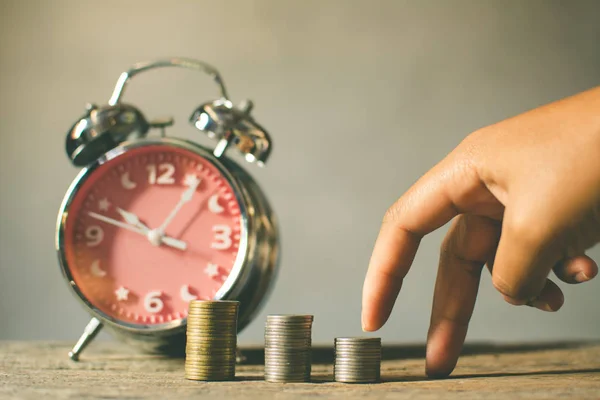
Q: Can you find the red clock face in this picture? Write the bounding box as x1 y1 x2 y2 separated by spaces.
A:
61 143 245 327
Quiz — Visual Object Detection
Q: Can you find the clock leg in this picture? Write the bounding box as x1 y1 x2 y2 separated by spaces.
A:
236 347 247 364
68 317 103 361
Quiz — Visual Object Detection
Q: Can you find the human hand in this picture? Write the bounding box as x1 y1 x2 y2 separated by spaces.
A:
361 86 600 378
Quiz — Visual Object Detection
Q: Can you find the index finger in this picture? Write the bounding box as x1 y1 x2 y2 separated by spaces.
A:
361 160 470 331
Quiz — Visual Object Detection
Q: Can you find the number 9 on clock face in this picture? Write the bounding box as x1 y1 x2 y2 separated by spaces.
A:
56 142 248 328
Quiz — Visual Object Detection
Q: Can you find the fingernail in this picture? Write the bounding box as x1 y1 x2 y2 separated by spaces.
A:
529 299 554 312
574 271 590 283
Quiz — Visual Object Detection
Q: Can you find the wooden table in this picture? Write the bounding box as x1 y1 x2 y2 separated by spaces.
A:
1 341 599 399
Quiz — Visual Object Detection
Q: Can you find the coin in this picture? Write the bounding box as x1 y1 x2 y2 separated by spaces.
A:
263 314 314 383
333 337 382 383
184 300 239 381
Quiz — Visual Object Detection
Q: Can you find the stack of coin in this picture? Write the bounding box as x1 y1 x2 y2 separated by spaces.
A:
334 337 381 383
184 300 239 381
264 314 314 383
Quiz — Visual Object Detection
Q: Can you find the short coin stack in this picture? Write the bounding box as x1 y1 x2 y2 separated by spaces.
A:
264 314 314 382
185 300 239 381
334 337 381 383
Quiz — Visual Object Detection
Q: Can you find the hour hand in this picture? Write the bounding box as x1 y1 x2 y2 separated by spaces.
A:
161 236 187 251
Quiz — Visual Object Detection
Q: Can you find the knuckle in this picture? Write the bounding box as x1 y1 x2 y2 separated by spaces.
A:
382 203 400 224
504 213 550 251
382 197 407 225
492 274 530 303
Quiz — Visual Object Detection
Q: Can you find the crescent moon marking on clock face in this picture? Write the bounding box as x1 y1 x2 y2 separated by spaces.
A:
90 259 106 277
121 172 137 190
180 285 197 302
208 194 224 214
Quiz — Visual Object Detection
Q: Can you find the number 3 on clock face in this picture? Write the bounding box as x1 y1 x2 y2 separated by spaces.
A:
212 225 232 250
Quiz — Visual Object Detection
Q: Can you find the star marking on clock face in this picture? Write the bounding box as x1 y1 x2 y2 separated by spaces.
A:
115 286 129 301
183 173 201 187
204 263 219 279
98 198 111 211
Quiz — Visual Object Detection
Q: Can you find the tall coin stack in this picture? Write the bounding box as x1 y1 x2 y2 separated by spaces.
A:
334 337 381 383
185 300 239 381
264 314 314 383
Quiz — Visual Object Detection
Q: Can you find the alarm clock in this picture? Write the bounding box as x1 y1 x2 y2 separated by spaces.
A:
55 57 280 361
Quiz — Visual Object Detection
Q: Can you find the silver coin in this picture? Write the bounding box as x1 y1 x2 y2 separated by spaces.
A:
335 337 380 342
334 368 380 375
185 375 235 381
264 347 311 353
334 355 382 360
265 377 309 383
264 372 310 378
185 363 236 370
264 353 311 360
335 348 381 354
264 355 311 362
264 326 312 331
265 361 311 367
266 314 313 320
264 374 310 380
334 364 381 370
264 366 310 372
334 343 381 348
264 374 310 379
264 337 312 343
334 374 380 379
334 360 381 366
335 345 380 349
265 320 312 324
264 327 312 333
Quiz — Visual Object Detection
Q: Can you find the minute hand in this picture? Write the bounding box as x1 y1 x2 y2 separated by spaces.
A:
88 212 187 250
157 179 201 234
88 212 146 234
116 208 187 251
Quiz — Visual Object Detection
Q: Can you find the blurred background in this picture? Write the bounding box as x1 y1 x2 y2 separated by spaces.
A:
1 0 599 349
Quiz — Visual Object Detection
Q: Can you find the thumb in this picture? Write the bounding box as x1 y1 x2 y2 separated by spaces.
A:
490 206 564 310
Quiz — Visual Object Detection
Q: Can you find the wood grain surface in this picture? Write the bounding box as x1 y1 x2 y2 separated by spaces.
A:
1 341 599 399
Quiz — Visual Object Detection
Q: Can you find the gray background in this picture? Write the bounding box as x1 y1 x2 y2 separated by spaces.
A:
1 0 599 347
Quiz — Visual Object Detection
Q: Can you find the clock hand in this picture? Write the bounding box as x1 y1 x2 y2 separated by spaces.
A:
116 208 150 232
88 211 146 234
155 176 201 235
89 211 187 251
161 236 187 251
116 207 187 251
